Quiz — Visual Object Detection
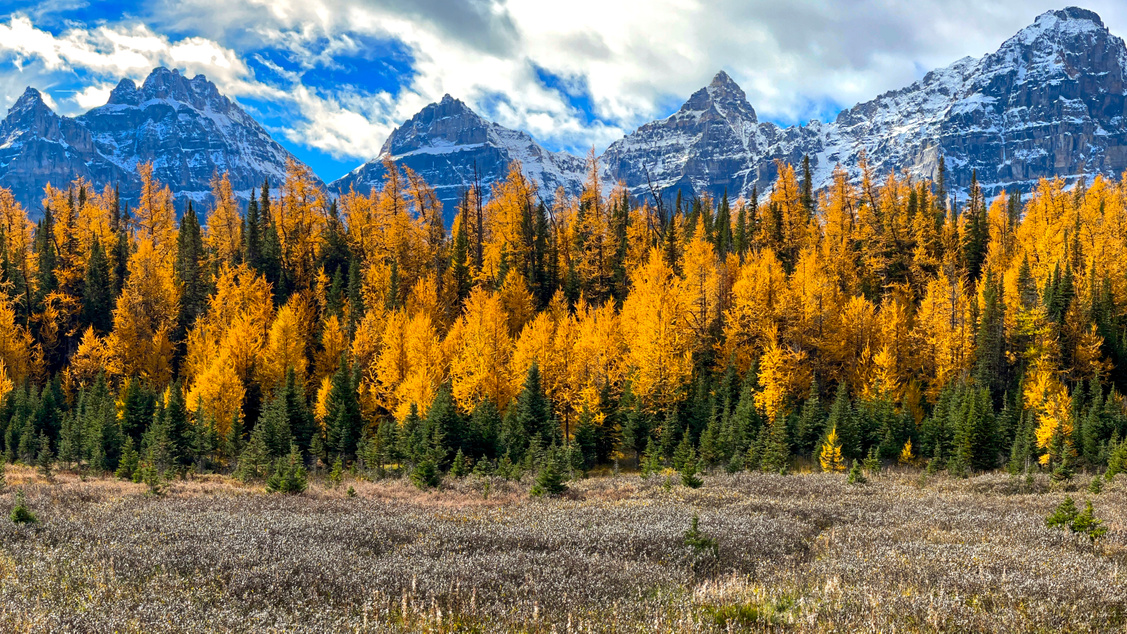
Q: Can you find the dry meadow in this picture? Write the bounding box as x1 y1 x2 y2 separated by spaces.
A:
1 465 1124 632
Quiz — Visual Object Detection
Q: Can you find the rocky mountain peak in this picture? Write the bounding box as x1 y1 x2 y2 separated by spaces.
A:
1038 6 1105 31
335 93 585 224
107 78 140 106
678 70 758 123
994 6 1117 66
3 87 62 140
9 87 50 115
135 67 226 111
381 93 490 158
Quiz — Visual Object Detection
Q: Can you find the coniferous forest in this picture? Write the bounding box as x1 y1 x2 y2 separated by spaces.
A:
0 152 1126 485
3 153 1127 632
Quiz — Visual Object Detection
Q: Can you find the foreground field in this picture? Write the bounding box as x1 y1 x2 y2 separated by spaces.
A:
0 466 1125 632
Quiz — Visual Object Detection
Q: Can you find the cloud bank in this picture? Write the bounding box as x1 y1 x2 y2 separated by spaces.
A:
1 0 1126 179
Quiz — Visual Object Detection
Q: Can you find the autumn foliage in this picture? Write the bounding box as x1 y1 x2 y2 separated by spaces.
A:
3 153 1127 479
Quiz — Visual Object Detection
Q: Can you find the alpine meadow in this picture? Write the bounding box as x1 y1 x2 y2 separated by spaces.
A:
2 2 1127 633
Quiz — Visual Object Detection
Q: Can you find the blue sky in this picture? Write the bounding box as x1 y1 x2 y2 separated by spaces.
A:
3 1 1127 183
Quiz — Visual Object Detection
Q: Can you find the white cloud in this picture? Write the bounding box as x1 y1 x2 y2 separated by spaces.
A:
7 0 1127 170
73 83 113 109
139 0 1127 159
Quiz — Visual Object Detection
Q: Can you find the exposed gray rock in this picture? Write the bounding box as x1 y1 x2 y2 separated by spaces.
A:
330 94 586 224
0 88 135 212
0 68 314 215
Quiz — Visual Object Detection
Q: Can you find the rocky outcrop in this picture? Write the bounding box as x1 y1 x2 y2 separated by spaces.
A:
4 7 1127 220
80 68 305 203
0 88 135 212
608 7 1127 201
825 6 1127 195
0 68 313 215
330 94 586 224
600 71 763 203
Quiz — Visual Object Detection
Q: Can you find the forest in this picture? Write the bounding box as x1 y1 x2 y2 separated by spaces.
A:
1 151 1126 489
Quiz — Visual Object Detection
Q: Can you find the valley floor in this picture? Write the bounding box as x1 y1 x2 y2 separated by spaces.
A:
0 465 1124 632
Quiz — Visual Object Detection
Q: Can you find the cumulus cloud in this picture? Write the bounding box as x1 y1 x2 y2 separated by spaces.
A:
146 0 1127 152
4 0 1127 169
73 83 114 110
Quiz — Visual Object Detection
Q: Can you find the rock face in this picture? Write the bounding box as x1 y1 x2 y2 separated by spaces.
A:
608 7 1127 201
343 8 1127 215
329 95 586 224
0 88 135 212
81 68 303 203
600 70 822 204
824 6 1127 195
4 7 1126 219
602 7 1127 202
0 68 312 215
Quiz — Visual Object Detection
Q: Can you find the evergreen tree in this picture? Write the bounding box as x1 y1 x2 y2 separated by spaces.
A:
235 419 273 481
825 383 858 459
467 397 501 460
115 436 139 480
531 448 567 496
256 394 294 460
425 386 462 466
175 203 209 341
325 357 363 460
242 189 261 272
974 270 1006 401
258 180 285 301
82 240 113 334
960 171 989 281
266 442 308 494
33 205 57 308
714 190 733 255
450 214 473 308
507 365 555 456
573 406 600 470
734 200 749 257
761 416 790 474
280 367 315 453
794 379 824 455
346 256 364 334
112 218 131 297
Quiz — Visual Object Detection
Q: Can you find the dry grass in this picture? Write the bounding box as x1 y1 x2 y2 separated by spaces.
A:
0 464 1124 632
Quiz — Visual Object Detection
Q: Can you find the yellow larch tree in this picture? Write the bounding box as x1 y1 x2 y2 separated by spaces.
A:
680 215 721 345
277 158 327 289
207 172 243 266
482 162 537 285
916 271 974 400
259 294 316 391
720 248 787 373
447 287 514 411
820 426 846 472
108 237 178 384
754 328 811 419
0 291 40 385
132 163 178 263
620 249 693 410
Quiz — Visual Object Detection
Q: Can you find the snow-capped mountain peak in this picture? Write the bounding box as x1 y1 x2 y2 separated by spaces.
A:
0 67 314 214
333 93 586 223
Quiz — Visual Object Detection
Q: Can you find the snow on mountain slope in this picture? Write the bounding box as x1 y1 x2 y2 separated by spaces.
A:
602 6 1127 203
0 68 314 216
330 94 585 224
0 88 135 213
3 7 1126 222
79 68 307 203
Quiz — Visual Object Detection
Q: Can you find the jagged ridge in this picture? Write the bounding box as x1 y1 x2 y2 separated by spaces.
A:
0 68 315 215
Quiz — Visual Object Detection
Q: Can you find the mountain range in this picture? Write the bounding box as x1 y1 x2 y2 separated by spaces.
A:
0 67 307 214
1 7 1124 221
332 6 1127 218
